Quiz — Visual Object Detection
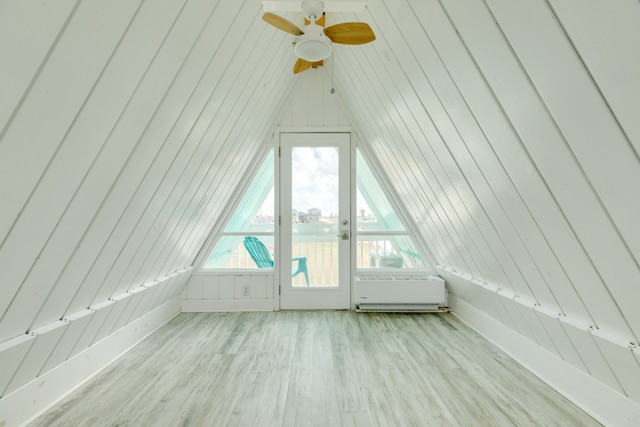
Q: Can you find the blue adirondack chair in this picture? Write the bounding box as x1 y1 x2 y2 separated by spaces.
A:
243 236 310 286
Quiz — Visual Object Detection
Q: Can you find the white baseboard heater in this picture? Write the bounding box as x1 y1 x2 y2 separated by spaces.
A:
355 274 447 312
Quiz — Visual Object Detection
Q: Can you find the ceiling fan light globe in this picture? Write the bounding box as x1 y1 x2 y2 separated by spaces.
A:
294 26 332 62
295 38 332 62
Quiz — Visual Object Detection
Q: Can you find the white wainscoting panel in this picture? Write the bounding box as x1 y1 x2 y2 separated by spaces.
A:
181 272 276 312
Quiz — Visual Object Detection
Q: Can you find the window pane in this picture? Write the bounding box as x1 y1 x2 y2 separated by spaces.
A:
356 234 427 269
356 150 405 232
356 149 427 269
203 235 275 269
225 151 275 232
204 151 274 269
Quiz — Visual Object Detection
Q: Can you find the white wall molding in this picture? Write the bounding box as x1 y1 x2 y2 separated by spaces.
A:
0 297 180 427
437 266 637 353
447 288 640 426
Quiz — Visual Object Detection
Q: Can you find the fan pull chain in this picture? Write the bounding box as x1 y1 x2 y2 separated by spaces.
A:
330 53 336 94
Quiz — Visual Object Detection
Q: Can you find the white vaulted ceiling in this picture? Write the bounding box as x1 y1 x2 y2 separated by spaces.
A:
1 0 640 425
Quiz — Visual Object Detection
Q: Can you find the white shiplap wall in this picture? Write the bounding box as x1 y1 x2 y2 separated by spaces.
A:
333 0 640 424
0 1 297 424
1 0 640 425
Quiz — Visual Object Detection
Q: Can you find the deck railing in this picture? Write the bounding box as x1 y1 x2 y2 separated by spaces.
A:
221 235 416 286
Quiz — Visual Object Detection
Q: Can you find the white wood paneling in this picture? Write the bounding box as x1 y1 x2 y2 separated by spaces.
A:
108 1 269 293
0 335 35 397
0 0 143 335
65 0 251 313
0 0 78 134
182 272 276 311
39 309 94 375
594 334 640 402
181 270 277 312
3 321 68 397
109 289 147 335
68 301 114 359
408 0 631 337
480 0 640 338
219 276 236 300
278 67 353 127
133 281 164 319
186 275 204 299
251 275 268 299
90 294 130 347
562 325 624 395
203 276 221 299
359 2 565 312
333 5 639 414
547 0 640 155
442 0 640 339
319 1 640 420
451 294 640 426
0 0 185 345
378 0 597 321
1 0 640 424
536 312 589 373
0 299 179 427
0 0 295 418
0 271 190 403
0 0 138 251
33 0 226 325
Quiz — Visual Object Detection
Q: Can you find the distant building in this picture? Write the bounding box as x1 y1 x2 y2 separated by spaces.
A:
307 207 321 223
297 211 307 223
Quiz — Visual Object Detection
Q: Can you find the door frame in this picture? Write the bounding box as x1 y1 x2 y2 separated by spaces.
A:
274 128 356 310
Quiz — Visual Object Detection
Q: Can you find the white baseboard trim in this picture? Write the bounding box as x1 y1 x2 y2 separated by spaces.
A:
450 294 640 427
1 297 180 427
181 299 276 312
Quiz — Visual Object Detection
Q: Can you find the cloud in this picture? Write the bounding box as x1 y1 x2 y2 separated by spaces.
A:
257 147 372 217
292 147 339 215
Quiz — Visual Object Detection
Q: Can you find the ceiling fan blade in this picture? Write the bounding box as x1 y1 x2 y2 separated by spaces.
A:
324 22 375 45
293 59 323 74
263 12 304 36
293 58 314 74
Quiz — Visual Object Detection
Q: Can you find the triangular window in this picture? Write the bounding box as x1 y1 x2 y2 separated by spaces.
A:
202 150 275 269
201 148 429 270
356 150 428 269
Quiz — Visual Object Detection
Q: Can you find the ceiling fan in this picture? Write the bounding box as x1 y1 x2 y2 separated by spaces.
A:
262 0 375 74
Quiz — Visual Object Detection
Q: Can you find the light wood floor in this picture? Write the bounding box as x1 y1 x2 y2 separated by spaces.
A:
30 312 600 426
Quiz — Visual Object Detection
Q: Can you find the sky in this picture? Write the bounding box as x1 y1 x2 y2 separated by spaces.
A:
257 146 371 217
292 146 339 215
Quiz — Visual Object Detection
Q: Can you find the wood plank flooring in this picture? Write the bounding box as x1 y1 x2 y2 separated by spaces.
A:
29 312 600 426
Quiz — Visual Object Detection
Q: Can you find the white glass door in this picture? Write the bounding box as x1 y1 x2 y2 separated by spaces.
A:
279 132 352 309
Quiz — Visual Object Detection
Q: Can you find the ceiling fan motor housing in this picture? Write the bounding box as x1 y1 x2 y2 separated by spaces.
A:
294 24 332 62
302 1 324 22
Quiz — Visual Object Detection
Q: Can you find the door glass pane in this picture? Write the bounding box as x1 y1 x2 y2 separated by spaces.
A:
291 146 339 287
